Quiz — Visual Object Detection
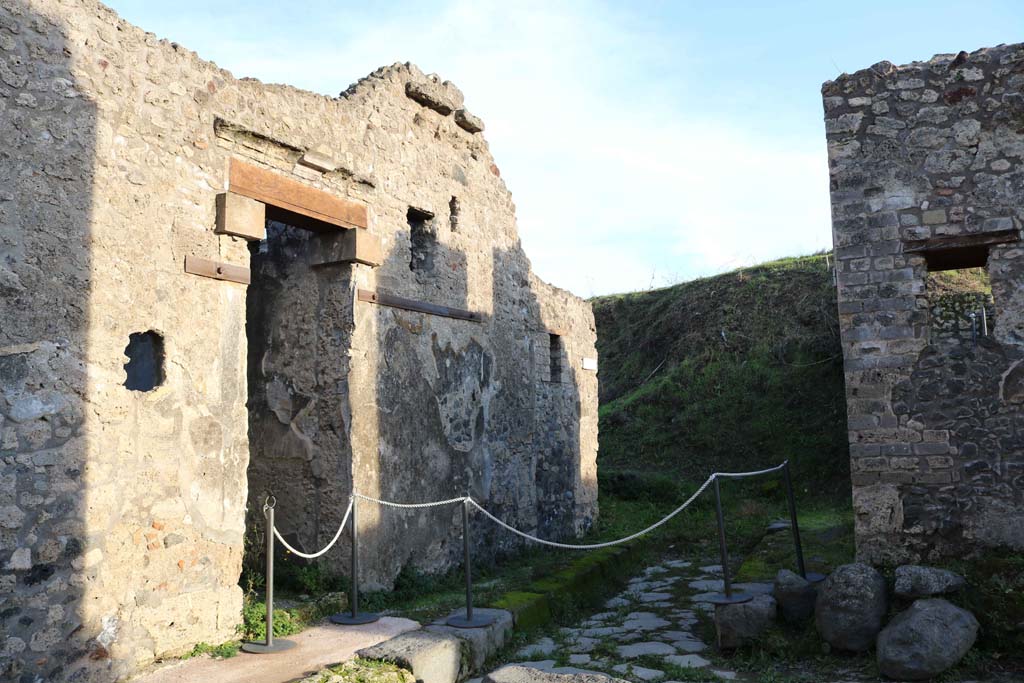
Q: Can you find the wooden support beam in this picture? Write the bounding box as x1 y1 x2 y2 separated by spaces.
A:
185 255 250 285
310 230 383 268
228 158 368 230
357 289 483 322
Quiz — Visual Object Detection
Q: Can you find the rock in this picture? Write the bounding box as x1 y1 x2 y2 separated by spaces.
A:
358 631 463 683
714 594 777 649
485 664 624 683
766 519 790 534
621 612 670 630
454 109 484 133
405 77 463 115
876 599 979 680
773 569 817 622
815 563 888 652
894 565 966 599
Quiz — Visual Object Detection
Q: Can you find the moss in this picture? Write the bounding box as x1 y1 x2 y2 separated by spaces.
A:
733 510 854 584
320 658 416 683
490 592 550 631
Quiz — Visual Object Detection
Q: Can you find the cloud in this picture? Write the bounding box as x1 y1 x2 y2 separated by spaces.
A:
124 0 833 297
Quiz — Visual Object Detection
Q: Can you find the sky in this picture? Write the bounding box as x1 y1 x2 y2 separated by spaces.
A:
106 1 1024 297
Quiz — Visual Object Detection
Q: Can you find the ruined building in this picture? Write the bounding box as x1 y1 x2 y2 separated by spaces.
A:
0 1 599 680
824 43 1024 563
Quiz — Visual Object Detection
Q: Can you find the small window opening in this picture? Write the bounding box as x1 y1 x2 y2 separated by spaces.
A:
549 334 562 382
124 331 164 391
449 196 460 232
926 266 994 342
408 206 437 273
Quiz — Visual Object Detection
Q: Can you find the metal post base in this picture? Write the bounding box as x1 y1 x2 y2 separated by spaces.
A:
805 571 828 584
446 613 497 629
330 612 380 625
706 592 753 605
241 639 297 654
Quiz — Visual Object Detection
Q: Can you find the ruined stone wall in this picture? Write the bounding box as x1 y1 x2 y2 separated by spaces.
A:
823 43 1024 564
244 66 599 588
0 1 598 680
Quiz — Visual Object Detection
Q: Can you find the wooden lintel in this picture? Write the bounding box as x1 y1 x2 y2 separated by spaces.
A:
228 158 368 230
903 229 1019 254
357 289 483 323
185 255 250 285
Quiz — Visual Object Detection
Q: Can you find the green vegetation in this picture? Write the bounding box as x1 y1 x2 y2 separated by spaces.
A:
183 640 241 659
313 659 414 683
592 254 848 496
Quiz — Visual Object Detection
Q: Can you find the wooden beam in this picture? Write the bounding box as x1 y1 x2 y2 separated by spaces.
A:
185 255 250 285
903 229 1019 254
357 289 483 323
228 158 368 230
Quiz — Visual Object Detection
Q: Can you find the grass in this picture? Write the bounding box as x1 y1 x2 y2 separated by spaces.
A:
592 253 849 497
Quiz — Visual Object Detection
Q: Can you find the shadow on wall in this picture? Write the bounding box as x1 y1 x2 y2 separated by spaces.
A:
0 2 99 681
244 220 357 582
358 220 586 586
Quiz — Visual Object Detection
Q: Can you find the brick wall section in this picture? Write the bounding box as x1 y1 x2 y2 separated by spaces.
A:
823 43 1024 564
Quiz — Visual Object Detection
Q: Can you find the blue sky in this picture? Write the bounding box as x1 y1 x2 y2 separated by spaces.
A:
106 1 1023 297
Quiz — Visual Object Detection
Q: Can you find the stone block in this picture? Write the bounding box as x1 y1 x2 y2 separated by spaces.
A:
358 630 464 683
425 609 513 674
877 599 978 680
714 594 776 649
454 109 484 134
405 78 463 115
310 229 383 267
215 191 266 240
894 565 965 598
485 665 627 683
815 563 888 652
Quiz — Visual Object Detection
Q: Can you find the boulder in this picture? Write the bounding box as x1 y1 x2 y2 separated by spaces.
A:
877 599 979 680
714 594 776 649
427 608 514 673
815 563 887 651
894 565 966 599
773 569 817 622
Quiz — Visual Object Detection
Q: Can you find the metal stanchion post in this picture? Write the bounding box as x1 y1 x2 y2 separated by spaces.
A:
707 477 752 605
447 498 495 628
331 496 379 625
242 498 296 653
783 462 826 584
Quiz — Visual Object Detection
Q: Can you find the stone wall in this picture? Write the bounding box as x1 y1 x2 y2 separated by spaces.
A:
0 0 599 680
823 43 1024 564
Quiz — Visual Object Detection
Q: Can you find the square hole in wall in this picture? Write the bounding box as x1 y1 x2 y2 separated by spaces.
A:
408 207 437 273
124 331 165 392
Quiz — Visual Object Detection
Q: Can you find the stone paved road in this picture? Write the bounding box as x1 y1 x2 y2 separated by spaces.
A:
491 558 756 683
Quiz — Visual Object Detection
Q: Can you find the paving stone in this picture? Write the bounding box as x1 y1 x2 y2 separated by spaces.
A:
612 664 664 681
669 639 707 654
700 565 723 574
687 579 723 592
622 613 671 631
638 592 673 603
582 626 624 638
617 641 677 658
663 655 710 669
517 638 557 658
664 560 692 569
569 655 592 665
732 582 773 596
567 637 599 654
605 597 630 608
514 661 556 671
711 671 737 680
688 592 720 603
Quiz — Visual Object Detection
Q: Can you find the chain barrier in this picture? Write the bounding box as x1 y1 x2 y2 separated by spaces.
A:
353 492 469 509
250 460 810 640
271 498 354 560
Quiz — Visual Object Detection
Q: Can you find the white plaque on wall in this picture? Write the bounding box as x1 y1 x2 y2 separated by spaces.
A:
581 357 598 371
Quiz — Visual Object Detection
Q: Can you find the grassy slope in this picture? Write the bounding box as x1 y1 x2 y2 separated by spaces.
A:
592 254 849 496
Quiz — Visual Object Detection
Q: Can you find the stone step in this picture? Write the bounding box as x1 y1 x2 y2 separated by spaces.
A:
357 630 463 683
425 609 514 673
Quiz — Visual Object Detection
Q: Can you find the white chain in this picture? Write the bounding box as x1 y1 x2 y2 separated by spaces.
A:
467 474 717 549
273 499 353 559
272 462 788 555
712 461 788 479
353 492 468 509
